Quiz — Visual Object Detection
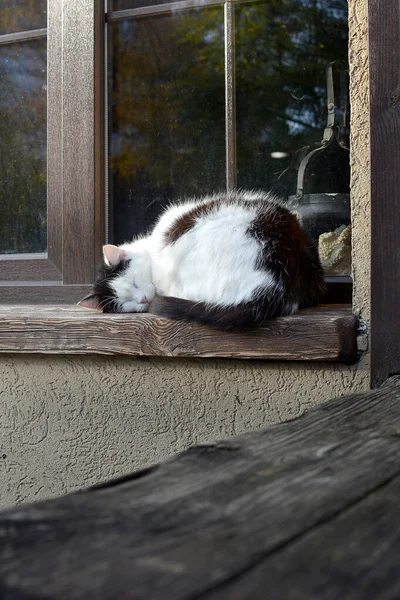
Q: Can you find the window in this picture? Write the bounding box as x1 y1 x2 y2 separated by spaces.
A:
8 0 400 375
0 0 104 303
0 0 350 302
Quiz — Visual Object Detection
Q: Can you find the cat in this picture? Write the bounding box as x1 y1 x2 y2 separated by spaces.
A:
79 190 326 330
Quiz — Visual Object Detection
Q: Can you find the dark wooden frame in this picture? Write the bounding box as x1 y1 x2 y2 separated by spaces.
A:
0 0 105 301
369 0 400 387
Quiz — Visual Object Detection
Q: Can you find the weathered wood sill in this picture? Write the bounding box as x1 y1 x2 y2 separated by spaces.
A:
0 304 357 362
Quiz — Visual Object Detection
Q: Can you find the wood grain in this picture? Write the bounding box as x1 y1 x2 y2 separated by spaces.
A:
369 0 400 386
206 476 400 600
62 0 98 283
0 285 92 304
0 304 357 361
0 377 400 599
94 0 106 266
0 257 61 281
47 0 63 273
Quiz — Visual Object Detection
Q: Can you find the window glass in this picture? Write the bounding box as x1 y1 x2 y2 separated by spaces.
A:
109 8 225 244
0 38 47 254
235 0 348 193
235 0 350 275
0 0 47 35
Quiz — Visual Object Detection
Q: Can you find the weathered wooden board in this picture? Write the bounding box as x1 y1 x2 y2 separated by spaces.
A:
0 377 400 599
369 0 400 386
0 304 357 361
206 476 400 600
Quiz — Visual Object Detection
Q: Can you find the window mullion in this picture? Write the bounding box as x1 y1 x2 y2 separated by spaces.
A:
225 0 237 191
61 0 105 283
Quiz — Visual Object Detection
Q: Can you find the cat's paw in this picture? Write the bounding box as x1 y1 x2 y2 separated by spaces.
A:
120 300 149 313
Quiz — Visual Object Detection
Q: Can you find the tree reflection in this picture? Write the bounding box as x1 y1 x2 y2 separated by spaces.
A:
0 1 47 254
110 8 225 241
0 40 47 254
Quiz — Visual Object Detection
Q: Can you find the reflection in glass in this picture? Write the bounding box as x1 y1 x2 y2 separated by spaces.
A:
0 0 47 35
235 0 350 275
109 8 225 244
235 0 349 194
0 39 47 254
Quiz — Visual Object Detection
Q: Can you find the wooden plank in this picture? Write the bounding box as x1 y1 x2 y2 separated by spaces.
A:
94 0 106 266
205 475 400 600
0 257 61 281
369 0 400 386
0 285 92 304
0 304 357 361
47 0 63 273
0 378 399 599
62 0 99 284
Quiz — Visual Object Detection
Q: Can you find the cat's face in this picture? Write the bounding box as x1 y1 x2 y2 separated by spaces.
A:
78 244 155 313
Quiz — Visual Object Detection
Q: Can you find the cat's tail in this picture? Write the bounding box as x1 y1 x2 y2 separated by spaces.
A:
149 295 276 331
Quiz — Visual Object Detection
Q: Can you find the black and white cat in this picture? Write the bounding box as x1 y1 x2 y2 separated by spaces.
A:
79 190 325 329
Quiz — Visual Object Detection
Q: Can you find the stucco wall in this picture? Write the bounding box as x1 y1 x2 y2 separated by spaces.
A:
0 355 369 507
349 0 370 325
0 0 370 508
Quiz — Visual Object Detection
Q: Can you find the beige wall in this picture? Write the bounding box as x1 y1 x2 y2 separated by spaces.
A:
1 355 369 507
349 0 370 325
0 0 370 508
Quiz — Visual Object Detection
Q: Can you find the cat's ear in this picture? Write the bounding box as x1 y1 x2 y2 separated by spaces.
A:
77 294 103 311
103 244 127 267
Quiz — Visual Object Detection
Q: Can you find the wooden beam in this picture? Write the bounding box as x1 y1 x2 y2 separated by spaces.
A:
0 304 357 361
369 0 400 386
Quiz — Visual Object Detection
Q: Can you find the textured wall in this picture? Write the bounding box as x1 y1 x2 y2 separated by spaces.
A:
349 0 370 325
0 355 369 508
0 0 371 508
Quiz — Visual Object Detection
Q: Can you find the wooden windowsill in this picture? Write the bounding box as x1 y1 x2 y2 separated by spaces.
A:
0 304 358 362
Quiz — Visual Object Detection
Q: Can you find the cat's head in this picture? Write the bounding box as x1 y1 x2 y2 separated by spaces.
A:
78 244 155 313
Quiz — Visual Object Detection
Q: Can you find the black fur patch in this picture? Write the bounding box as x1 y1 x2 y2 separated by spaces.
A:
150 289 289 331
91 259 131 313
164 200 218 245
247 201 326 309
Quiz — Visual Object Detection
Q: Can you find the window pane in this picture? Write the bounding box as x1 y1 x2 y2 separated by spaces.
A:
0 0 47 35
0 39 47 254
109 8 225 244
235 0 350 275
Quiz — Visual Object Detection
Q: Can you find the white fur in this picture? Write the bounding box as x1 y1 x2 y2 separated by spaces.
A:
152 204 274 304
110 238 156 312
110 193 278 311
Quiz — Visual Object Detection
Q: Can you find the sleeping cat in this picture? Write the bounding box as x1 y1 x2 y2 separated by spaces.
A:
79 190 326 330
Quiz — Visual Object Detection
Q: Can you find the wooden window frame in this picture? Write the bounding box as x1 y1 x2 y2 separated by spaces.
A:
0 0 104 303
368 0 400 386
0 0 352 303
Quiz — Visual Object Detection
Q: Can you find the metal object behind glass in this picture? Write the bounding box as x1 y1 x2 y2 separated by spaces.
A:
287 63 350 276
